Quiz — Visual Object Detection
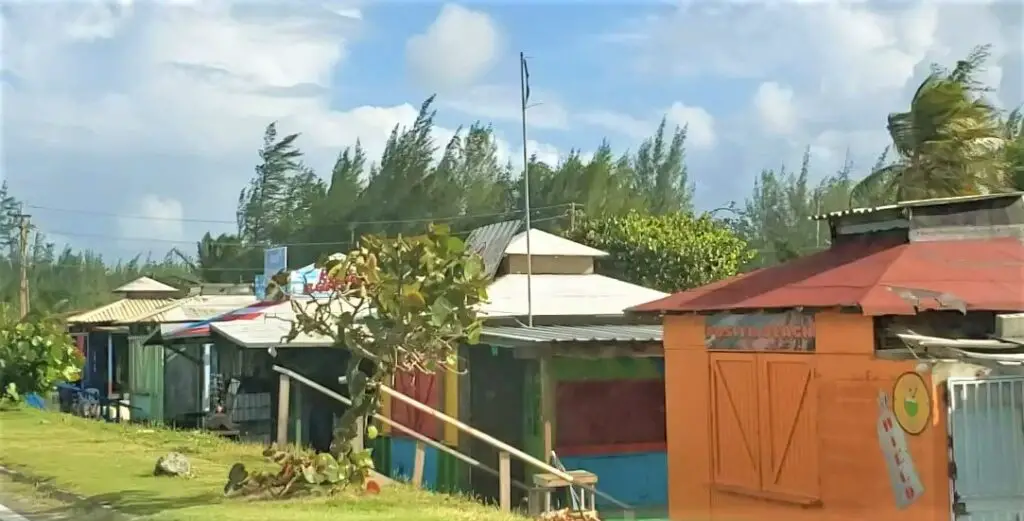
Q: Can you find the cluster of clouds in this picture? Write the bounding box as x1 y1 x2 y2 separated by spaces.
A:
1 0 1020 256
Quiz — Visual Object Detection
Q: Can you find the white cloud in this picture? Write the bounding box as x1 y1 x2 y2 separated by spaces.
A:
442 84 569 130
577 104 716 151
119 195 185 243
405 4 501 93
2 1 563 257
611 0 1023 181
577 110 651 140
666 102 716 151
753 81 798 136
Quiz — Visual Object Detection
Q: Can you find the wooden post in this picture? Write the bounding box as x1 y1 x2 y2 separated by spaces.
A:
292 384 303 448
276 373 290 446
499 450 511 512
539 356 555 462
412 440 426 487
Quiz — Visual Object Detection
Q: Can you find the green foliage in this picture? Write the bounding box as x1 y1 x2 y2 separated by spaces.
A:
567 210 754 293
853 45 1014 203
0 306 83 403
224 445 375 498
234 223 488 500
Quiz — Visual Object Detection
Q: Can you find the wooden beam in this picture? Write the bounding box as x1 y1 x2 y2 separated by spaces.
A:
513 342 664 359
498 451 511 512
539 356 555 463
276 373 290 446
412 441 426 488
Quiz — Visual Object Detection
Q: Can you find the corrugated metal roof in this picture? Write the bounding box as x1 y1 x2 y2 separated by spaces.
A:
631 235 1024 316
810 192 1024 221
482 324 662 344
66 298 179 324
482 274 668 317
125 295 259 324
504 229 609 257
211 320 661 350
112 276 179 293
465 219 523 279
211 319 334 349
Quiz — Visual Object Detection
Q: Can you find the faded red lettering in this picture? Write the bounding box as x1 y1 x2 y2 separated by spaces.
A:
905 487 915 500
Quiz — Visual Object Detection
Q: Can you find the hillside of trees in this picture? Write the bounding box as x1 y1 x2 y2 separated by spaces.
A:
1 46 1022 314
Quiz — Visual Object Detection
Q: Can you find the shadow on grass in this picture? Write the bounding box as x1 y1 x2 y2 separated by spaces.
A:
32 489 221 520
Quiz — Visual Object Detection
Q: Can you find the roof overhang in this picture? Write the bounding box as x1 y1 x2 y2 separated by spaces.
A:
482 324 663 359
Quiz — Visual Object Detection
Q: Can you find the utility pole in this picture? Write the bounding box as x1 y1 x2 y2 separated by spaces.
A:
519 51 534 328
569 203 577 232
16 213 30 319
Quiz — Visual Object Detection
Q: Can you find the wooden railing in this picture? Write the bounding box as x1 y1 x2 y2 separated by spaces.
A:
272 365 635 518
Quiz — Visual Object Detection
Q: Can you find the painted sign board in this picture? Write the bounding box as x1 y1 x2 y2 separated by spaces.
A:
876 390 925 508
892 372 931 435
264 247 288 278
705 312 815 351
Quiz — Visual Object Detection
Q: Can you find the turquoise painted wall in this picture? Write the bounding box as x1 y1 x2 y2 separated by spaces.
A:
561 451 668 508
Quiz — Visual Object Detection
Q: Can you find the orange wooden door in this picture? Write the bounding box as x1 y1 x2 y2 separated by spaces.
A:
709 352 761 490
756 353 820 500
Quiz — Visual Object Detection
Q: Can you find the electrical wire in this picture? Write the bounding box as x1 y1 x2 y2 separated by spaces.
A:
39 214 571 245
21 202 578 226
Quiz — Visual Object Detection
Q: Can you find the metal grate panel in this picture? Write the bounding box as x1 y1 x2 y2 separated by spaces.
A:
948 377 1024 521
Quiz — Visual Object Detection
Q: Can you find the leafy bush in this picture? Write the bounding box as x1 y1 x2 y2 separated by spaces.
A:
566 210 755 293
0 305 83 403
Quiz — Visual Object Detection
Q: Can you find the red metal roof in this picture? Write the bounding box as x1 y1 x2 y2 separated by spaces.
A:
630 235 1024 316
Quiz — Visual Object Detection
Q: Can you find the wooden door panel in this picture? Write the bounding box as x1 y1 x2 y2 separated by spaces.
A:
757 354 819 499
710 353 761 490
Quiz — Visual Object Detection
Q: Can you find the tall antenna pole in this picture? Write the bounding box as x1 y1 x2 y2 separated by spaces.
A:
17 213 31 319
520 51 534 328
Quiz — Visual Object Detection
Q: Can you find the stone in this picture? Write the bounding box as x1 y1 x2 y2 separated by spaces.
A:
153 452 192 478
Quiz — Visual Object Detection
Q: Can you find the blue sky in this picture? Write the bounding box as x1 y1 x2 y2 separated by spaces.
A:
2 0 1022 260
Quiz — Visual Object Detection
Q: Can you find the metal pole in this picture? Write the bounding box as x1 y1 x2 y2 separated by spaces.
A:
16 214 30 319
520 51 534 327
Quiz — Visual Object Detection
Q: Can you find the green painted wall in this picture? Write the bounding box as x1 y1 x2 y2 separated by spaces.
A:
551 357 663 382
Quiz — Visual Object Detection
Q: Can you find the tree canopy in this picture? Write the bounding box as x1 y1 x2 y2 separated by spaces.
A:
2 46 1022 314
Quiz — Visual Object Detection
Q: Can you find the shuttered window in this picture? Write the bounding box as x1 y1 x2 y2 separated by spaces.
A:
710 353 820 501
555 379 666 455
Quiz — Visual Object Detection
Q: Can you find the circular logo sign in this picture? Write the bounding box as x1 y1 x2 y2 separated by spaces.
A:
892 372 931 435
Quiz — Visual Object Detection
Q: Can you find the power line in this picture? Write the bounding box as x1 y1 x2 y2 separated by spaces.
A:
41 214 571 245
21 202 578 226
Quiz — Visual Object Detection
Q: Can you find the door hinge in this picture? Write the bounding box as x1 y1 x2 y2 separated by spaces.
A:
940 385 950 407
948 461 958 480
947 434 954 448
952 501 968 516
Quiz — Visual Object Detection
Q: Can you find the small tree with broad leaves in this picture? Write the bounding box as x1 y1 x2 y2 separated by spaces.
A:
224 224 489 498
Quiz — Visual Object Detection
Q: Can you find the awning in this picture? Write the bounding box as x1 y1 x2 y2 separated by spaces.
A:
481 324 662 347
208 321 663 351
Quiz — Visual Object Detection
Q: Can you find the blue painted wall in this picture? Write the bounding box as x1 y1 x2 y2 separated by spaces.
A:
560 451 668 508
390 437 440 488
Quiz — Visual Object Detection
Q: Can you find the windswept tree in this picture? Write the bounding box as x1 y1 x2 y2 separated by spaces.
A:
853 45 1011 202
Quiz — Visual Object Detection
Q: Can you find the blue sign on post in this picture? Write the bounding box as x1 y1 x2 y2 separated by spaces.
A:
253 275 267 301
264 247 288 278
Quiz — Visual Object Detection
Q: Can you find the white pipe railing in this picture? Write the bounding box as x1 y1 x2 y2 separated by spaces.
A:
271 365 530 491
272 364 635 517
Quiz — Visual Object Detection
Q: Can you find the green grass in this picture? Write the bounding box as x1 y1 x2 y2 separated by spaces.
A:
0 408 524 521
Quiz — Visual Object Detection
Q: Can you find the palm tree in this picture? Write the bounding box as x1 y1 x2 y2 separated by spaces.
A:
853 46 1010 203
1003 107 1024 190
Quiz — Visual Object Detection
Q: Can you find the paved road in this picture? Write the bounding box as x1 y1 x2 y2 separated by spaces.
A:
0 502 30 521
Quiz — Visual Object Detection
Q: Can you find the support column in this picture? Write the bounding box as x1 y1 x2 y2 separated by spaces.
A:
276 373 290 446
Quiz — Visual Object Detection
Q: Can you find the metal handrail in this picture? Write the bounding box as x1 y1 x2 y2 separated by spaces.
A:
271 365 531 492
272 364 635 517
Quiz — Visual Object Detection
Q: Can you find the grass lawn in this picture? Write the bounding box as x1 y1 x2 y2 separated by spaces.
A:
0 407 524 521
